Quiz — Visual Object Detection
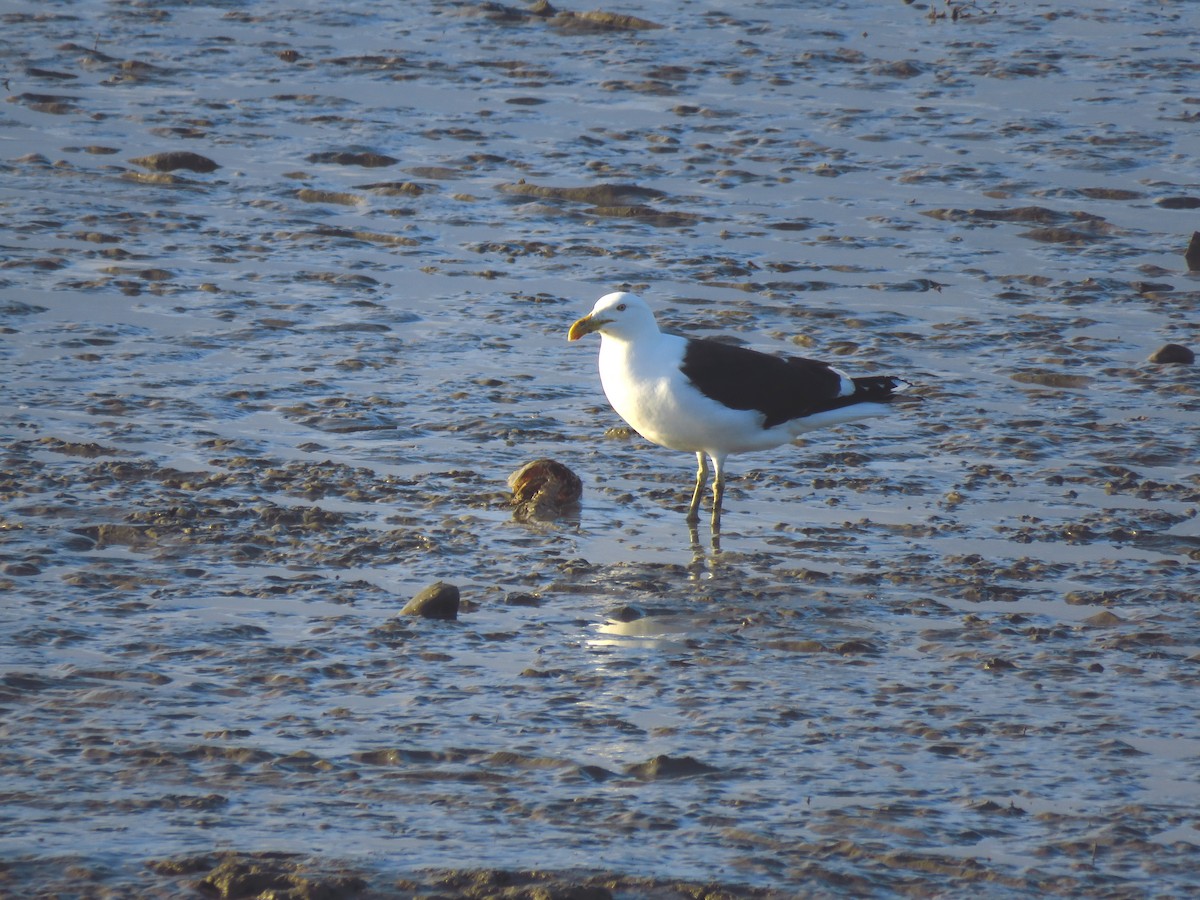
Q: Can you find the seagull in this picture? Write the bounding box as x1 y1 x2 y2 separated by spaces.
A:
567 291 911 529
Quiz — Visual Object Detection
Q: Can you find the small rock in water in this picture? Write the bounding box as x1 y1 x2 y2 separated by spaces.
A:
1148 343 1195 364
503 592 542 607
1186 231 1200 271
1156 196 1200 209
306 150 397 168
625 754 720 780
128 151 219 173
509 458 582 522
401 581 460 620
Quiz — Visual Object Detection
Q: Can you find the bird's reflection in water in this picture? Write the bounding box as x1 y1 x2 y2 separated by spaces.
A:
587 606 700 653
688 519 722 566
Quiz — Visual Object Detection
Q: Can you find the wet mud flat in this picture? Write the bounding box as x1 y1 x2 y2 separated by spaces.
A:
2 0 1199 897
5 854 805 900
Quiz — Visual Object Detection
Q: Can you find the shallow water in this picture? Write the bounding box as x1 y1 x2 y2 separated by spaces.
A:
2 0 1199 895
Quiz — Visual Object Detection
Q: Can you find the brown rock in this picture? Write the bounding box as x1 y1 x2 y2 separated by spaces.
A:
1148 343 1194 364
185 853 367 899
1185 231 1200 270
401 581 460 620
509 459 582 522
129 151 219 173
553 9 663 31
625 754 720 780
498 181 665 204
307 151 397 167
1156 196 1200 209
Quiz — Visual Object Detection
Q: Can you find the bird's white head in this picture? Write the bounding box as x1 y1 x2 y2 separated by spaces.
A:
567 292 659 343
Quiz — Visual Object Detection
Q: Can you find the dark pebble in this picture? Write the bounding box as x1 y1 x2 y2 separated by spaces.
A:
1186 231 1200 270
128 151 220 173
3 562 41 576
504 592 542 607
625 754 720 780
834 639 878 656
306 151 398 168
401 581 460 620
983 657 1017 671
1155 196 1200 209
1148 343 1194 364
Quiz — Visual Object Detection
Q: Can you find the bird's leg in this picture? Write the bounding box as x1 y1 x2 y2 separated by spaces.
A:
687 451 708 523
710 453 726 533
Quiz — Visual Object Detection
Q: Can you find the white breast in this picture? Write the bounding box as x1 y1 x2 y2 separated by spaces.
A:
597 332 769 454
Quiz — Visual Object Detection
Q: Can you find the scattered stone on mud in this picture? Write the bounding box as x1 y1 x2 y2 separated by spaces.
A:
498 181 666 205
406 165 459 179
625 754 721 780
71 522 155 550
1078 187 1143 200
294 188 363 205
121 171 194 185
584 204 701 227
1185 230 1200 270
1083 610 1125 627
401 581 461 620
1148 343 1195 364
504 591 542 607
1010 369 1092 389
766 219 813 231
835 639 879 656
307 150 398 167
0 855 801 899
509 458 583 522
306 225 421 246
128 151 219 173
421 868 614 900
148 852 367 899
1156 196 1200 209
421 868 793 900
551 8 664 32
11 91 82 114
1131 280 1174 295
471 2 662 32
356 180 428 196
1018 225 1110 244
26 66 78 81
923 205 1092 225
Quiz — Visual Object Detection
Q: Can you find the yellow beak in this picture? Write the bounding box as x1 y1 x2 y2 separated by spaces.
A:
567 314 608 342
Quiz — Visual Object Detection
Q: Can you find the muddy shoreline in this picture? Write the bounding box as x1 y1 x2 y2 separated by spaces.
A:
1 855 803 899
0 847 1126 898
3 0 1198 896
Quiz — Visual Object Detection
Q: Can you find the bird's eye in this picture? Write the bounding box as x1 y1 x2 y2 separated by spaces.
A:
616 303 626 311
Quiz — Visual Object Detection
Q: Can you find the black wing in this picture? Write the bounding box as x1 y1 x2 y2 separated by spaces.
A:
680 338 904 429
